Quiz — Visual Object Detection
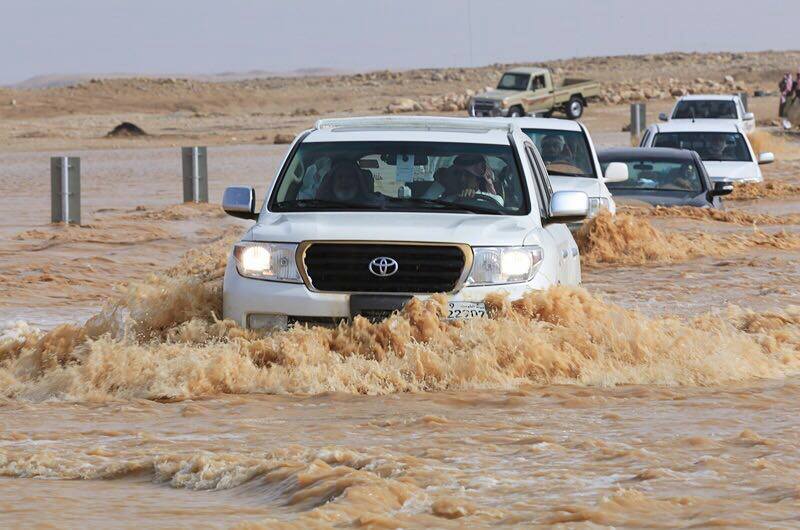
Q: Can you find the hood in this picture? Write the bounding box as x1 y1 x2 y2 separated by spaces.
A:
248 211 535 247
474 89 518 100
611 190 709 208
702 161 762 182
548 175 601 196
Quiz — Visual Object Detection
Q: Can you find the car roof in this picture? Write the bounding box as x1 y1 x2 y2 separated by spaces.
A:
504 66 548 76
307 116 516 145
652 120 743 133
597 147 697 161
500 117 583 132
676 94 738 101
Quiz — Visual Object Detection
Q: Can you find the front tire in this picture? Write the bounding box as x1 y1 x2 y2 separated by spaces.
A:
565 97 584 119
508 105 524 118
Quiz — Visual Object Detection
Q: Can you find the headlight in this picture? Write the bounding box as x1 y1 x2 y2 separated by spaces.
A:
587 197 610 217
233 242 302 283
467 246 544 286
498 99 507 109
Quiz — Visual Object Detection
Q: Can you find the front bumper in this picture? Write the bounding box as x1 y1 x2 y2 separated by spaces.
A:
468 104 508 117
222 256 551 328
710 175 763 184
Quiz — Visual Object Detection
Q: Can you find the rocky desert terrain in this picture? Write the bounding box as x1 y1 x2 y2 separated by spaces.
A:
1 50 797 152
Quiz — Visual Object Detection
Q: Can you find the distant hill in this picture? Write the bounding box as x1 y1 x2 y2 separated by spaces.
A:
9 67 348 89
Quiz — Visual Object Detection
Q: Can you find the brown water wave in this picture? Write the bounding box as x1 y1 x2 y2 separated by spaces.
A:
619 205 800 226
576 211 800 266
3 258 799 401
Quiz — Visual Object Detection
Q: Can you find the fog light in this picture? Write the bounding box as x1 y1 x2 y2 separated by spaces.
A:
247 313 288 331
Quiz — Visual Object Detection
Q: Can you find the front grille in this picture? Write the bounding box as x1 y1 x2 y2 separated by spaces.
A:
472 100 498 112
303 243 467 293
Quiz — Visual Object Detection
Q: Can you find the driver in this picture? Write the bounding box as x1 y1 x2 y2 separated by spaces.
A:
452 154 498 195
451 166 504 205
707 135 732 160
540 135 572 165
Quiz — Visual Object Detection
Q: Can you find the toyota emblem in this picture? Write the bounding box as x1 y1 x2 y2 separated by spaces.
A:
368 257 399 277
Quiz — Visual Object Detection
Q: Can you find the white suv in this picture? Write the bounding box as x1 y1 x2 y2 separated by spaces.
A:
222 116 588 330
640 121 773 183
659 94 755 133
503 117 628 219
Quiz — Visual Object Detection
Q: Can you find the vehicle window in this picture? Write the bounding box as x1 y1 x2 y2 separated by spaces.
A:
531 75 546 90
599 158 704 192
498 73 530 91
672 100 738 119
522 128 597 178
524 144 549 218
640 130 651 147
652 132 752 162
270 141 529 215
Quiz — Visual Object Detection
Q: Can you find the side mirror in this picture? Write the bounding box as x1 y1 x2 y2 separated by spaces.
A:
222 186 258 220
743 112 755 121
711 181 734 197
758 152 775 165
549 190 589 223
603 162 629 183
658 112 669 122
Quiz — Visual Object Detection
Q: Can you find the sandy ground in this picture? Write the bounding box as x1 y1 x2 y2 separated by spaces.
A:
3 52 800 528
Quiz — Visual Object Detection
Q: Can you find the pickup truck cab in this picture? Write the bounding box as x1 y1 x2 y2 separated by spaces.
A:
504 117 628 220
221 116 588 330
659 94 755 134
640 121 773 183
469 67 600 120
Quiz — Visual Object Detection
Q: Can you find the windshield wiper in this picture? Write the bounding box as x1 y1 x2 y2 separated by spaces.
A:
385 196 502 215
274 199 377 211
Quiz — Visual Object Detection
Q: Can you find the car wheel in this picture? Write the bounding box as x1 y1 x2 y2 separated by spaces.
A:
508 106 524 117
566 97 583 119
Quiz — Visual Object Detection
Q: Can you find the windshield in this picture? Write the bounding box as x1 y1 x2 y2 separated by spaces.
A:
269 141 529 215
653 132 752 162
672 100 737 119
599 158 704 192
523 128 597 178
497 73 530 91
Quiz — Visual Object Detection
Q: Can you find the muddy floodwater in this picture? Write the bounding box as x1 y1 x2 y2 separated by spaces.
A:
3 135 800 529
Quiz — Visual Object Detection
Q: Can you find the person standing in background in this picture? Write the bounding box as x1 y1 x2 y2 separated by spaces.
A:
780 72 794 129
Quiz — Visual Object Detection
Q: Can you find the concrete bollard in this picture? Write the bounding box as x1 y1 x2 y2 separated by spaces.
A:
181 146 208 203
630 103 646 142
737 91 749 112
50 156 81 224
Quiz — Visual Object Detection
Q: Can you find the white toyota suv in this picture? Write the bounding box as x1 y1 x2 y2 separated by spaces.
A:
640 121 773 183
222 116 588 330
659 94 755 133
504 117 628 220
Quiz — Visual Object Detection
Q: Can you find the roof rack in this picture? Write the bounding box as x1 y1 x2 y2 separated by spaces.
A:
314 116 516 133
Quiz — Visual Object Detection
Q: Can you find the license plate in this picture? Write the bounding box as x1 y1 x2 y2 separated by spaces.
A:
447 301 487 320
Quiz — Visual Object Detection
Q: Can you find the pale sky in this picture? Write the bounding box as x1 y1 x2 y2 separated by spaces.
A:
1 0 797 84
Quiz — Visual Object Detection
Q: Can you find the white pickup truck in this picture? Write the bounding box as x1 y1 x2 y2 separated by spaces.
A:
221 117 589 330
